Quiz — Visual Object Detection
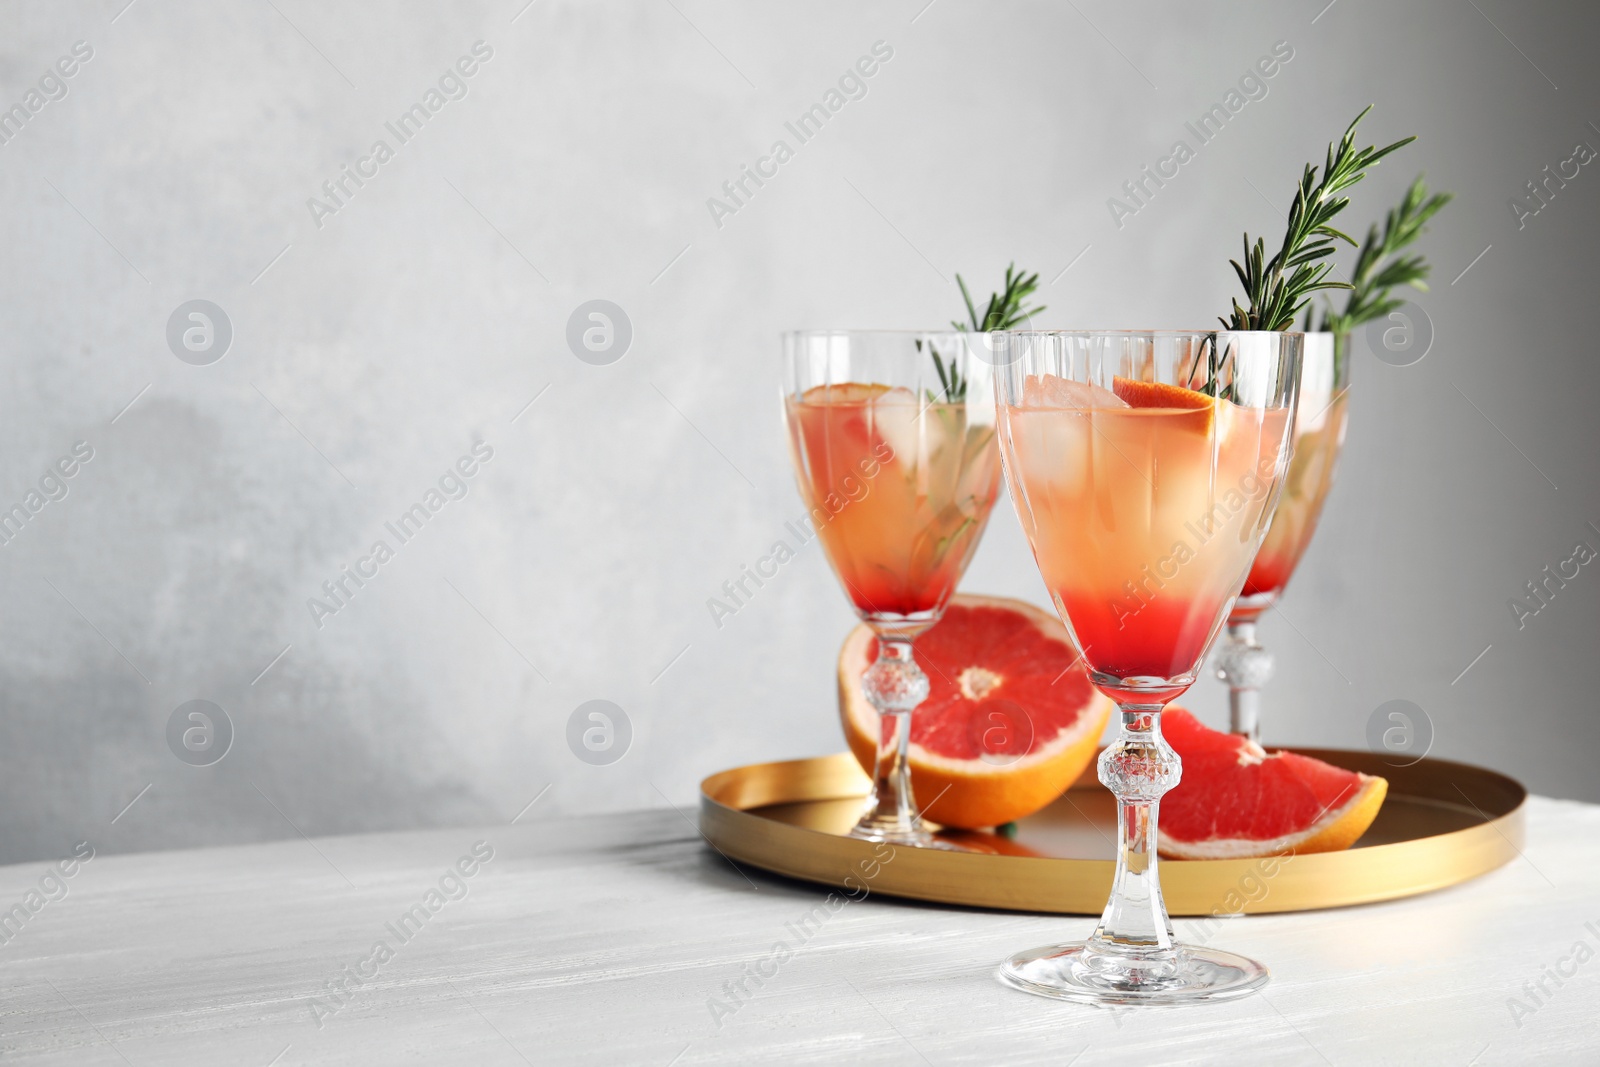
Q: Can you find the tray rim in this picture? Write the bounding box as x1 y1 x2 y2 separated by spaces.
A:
699 749 1528 916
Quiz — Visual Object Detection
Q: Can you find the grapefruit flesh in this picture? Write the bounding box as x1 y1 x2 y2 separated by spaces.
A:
1111 376 1222 440
798 382 892 403
1111 377 1214 411
839 594 1112 829
1158 707 1388 859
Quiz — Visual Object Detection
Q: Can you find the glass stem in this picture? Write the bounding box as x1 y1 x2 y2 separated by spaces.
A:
1086 707 1182 973
853 637 930 842
1216 621 1272 742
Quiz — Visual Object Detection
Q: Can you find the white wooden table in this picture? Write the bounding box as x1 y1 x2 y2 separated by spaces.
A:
1 795 1596 1065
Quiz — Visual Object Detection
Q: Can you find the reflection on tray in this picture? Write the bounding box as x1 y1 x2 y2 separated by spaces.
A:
705 750 1527 915
755 777 1491 861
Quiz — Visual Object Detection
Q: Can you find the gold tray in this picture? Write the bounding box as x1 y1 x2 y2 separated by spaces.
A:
699 750 1526 915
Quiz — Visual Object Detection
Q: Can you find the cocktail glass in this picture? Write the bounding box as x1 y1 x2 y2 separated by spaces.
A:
783 330 1002 846
1215 332 1350 740
991 329 1300 1003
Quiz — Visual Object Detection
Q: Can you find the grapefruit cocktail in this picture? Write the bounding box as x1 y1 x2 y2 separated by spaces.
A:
1005 375 1287 701
783 331 1001 846
993 330 1300 1005
786 384 998 618
1215 332 1351 739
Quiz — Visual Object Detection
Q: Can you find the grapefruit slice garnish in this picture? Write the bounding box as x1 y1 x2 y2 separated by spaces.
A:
1158 707 1388 859
1111 377 1214 410
794 382 925 473
839 594 1112 829
1112 376 1231 443
799 382 893 404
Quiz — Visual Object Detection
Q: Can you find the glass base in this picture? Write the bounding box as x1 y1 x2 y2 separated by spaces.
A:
847 817 930 847
999 942 1268 1005
846 814 956 849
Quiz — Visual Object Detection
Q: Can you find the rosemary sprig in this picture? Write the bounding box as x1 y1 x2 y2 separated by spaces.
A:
927 346 964 404
1315 176 1451 334
930 263 1045 401
956 263 1044 333
1224 106 1414 332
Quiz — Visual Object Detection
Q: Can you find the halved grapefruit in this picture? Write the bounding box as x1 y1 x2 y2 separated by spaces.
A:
1158 707 1388 859
838 594 1112 829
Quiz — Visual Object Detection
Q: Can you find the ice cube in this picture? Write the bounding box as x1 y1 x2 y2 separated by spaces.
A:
866 386 926 467
1021 374 1128 410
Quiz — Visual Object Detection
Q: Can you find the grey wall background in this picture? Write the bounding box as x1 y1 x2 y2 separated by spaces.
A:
0 0 1594 865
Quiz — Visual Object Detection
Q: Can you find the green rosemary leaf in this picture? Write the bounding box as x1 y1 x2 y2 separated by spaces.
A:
930 348 953 398
935 262 1046 401
1319 176 1452 335
957 275 982 337
955 262 1045 332
1224 107 1416 334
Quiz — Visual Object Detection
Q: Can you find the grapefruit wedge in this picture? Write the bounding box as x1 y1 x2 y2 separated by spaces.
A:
1158 707 1388 859
1112 376 1223 439
1111 377 1214 411
839 594 1112 829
